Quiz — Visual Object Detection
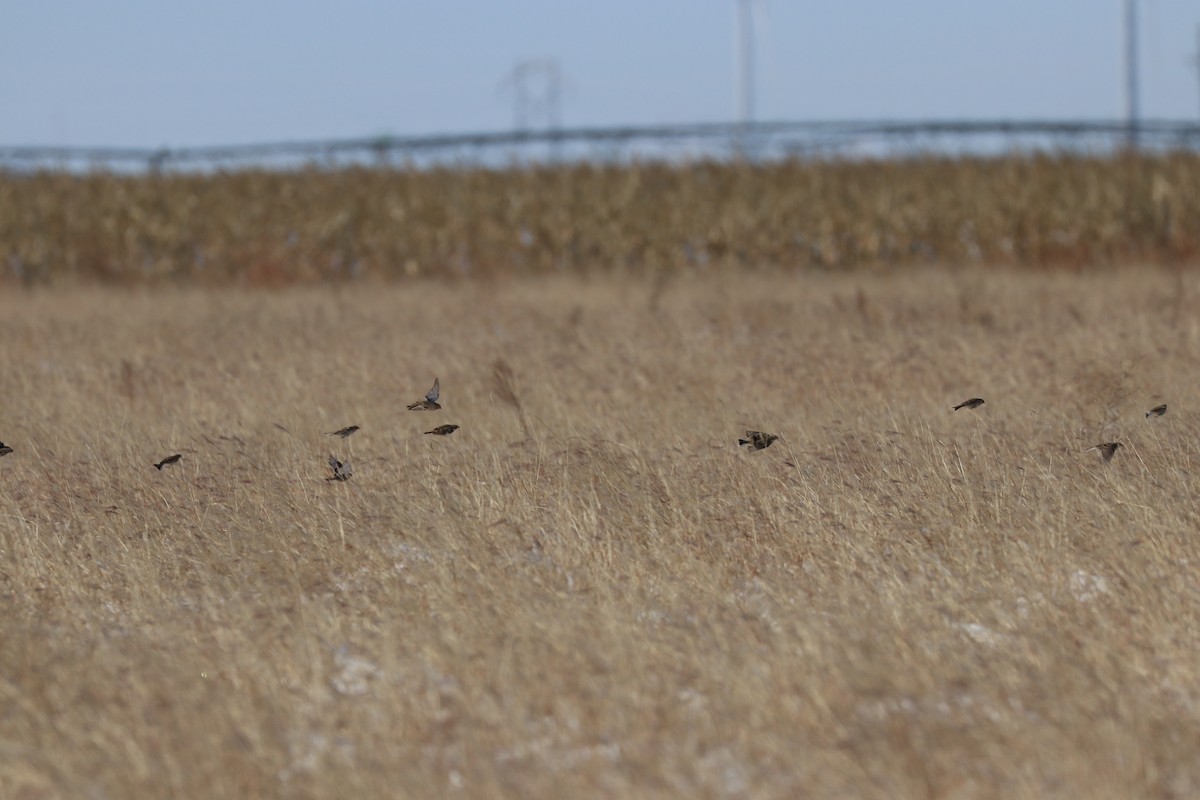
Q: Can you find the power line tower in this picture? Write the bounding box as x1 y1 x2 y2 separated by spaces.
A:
502 59 562 133
500 59 563 161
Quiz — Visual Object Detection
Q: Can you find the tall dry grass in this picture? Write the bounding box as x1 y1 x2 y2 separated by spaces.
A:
3 154 1200 286
2 269 1200 797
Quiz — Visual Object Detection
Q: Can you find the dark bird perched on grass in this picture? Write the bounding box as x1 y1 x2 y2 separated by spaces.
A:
739 431 780 450
326 425 360 438
953 398 986 411
424 424 460 436
407 377 441 411
0 442 12 456
327 454 352 482
154 454 182 470
1146 404 1167 418
1087 442 1122 463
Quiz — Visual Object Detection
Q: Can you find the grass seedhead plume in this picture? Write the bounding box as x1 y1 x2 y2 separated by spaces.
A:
493 357 533 442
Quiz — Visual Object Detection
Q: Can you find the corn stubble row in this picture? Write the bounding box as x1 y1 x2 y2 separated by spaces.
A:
3 153 1199 285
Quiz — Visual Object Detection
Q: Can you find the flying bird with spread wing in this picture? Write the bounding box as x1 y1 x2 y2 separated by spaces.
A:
1146 404 1167 418
154 453 182 470
407 377 441 411
0 442 12 457
326 425 360 438
327 454 352 482
953 398 985 411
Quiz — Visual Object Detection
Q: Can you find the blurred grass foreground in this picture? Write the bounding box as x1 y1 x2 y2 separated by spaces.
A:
3 152 1200 286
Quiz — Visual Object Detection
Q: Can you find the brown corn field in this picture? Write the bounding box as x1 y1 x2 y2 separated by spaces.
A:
3 153 1200 286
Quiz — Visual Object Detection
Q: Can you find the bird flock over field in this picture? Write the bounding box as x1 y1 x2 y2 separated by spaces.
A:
0 387 1168 476
738 396 1167 465
0 376 460 482
314 377 459 481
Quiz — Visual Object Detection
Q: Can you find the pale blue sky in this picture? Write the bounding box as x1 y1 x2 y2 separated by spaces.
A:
3 1 1198 147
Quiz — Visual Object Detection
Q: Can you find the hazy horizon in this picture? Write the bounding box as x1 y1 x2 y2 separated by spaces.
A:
3 1 1199 148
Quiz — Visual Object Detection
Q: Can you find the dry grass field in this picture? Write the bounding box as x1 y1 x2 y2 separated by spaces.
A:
3 267 1200 798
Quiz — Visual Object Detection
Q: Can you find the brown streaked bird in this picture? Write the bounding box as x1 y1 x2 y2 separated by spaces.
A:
327 454 352 482
425 424 460 436
739 431 780 451
154 453 182 470
1146 404 1167 418
0 442 12 456
407 377 441 411
1086 442 1122 463
953 398 986 411
326 425 360 438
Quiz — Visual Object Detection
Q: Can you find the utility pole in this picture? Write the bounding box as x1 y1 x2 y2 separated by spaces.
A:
1192 23 1200 119
1123 0 1139 149
736 0 759 158
737 0 755 126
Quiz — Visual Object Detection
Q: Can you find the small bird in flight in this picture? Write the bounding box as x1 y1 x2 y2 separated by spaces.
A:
1146 404 1167 418
326 425 360 438
0 442 12 456
327 454 352 482
1086 442 1122 463
407 377 441 411
154 453 182 470
424 424 460 436
739 431 780 450
953 398 986 411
